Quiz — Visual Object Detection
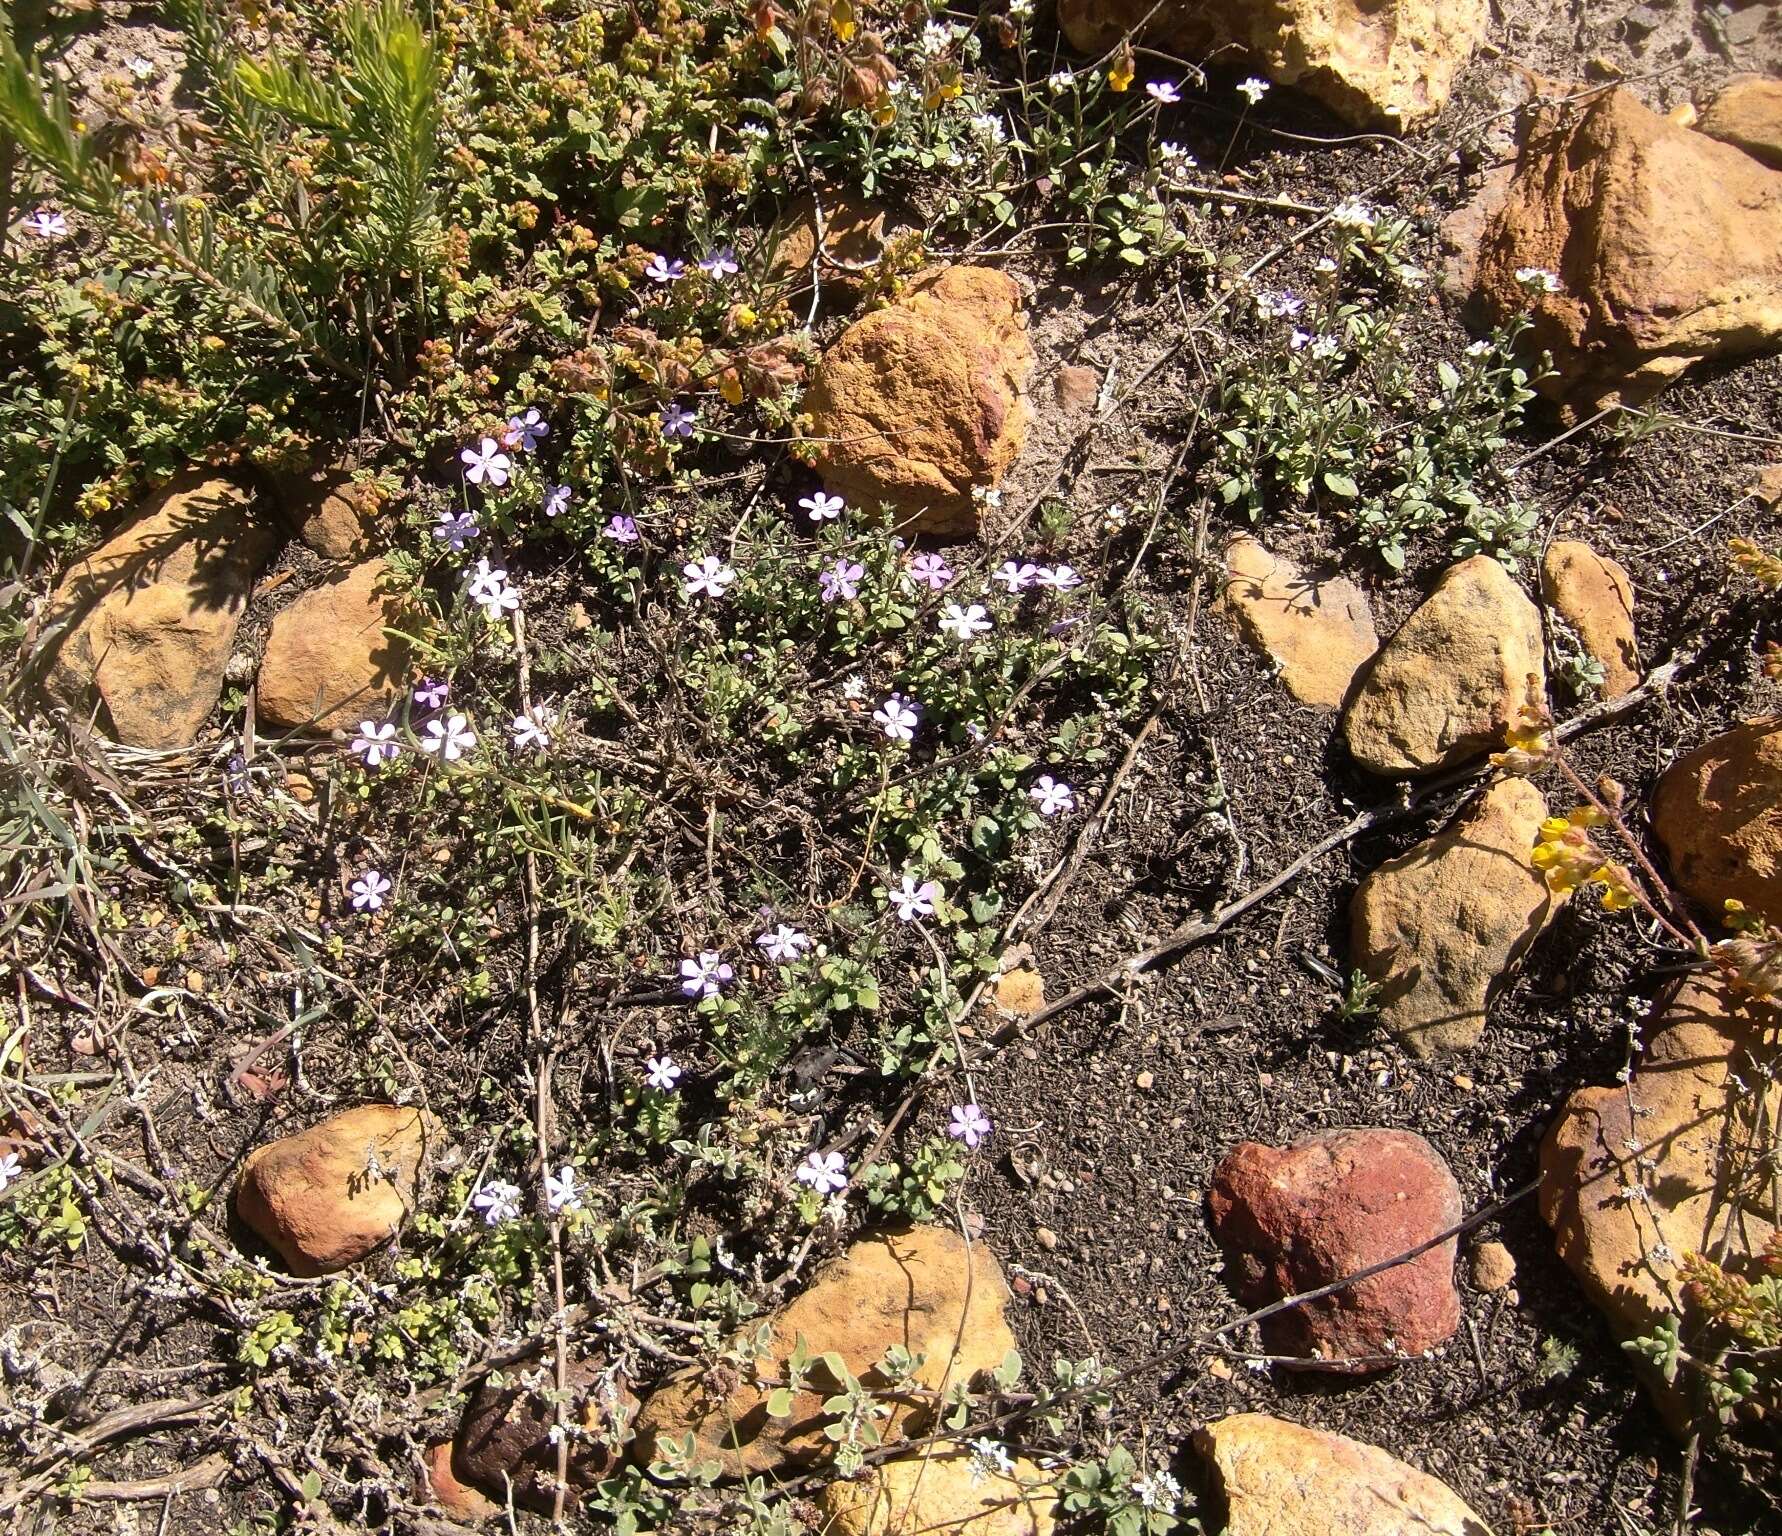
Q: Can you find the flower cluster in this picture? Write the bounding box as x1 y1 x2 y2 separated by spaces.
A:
1531 806 1637 910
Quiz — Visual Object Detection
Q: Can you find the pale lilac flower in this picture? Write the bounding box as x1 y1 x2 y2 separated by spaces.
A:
698 247 739 278
1029 775 1076 816
0 1152 19 1192
503 407 548 452
460 436 512 487
24 209 67 238
350 869 392 912
890 875 938 922
413 678 449 710
645 253 686 283
1255 289 1304 320
545 1165 582 1214
757 924 811 963
1330 198 1376 232
604 514 640 543
683 554 736 600
433 510 479 550
795 1150 848 1195
472 1178 522 1226
1237 76 1270 105
511 704 557 753
948 1103 992 1148
907 552 954 590
819 558 864 603
939 602 992 641
420 712 477 761
992 560 1038 593
351 720 399 768
1034 564 1083 593
543 484 572 519
661 402 697 438
874 694 919 743
679 950 734 998
468 557 508 600
645 1055 683 1091
1145 81 1181 104
799 491 845 522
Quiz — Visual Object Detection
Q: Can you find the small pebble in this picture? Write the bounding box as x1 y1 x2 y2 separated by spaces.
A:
1036 1227 1058 1251
1136 1070 1154 1090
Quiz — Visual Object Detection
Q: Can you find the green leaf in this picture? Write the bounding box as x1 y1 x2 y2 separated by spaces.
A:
1323 471 1360 499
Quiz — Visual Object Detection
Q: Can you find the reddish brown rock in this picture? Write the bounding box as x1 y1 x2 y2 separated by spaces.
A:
805 266 1034 537
275 461 380 560
1208 1129 1463 1370
37 476 277 747
422 1441 497 1521
453 1357 636 1511
1696 75 1782 170
235 1104 432 1275
1651 717 1782 918
256 559 412 732
768 194 888 293
1053 364 1100 412
1476 88 1782 409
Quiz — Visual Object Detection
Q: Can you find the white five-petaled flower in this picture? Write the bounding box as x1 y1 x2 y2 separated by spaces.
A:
948 1103 992 1148
890 875 938 922
795 1150 848 1195
968 1439 1016 1484
543 483 572 519
1029 775 1076 817
1330 197 1376 232
757 924 812 963
1047 69 1076 92
645 1055 683 1091
1034 564 1082 592
24 208 68 238
472 579 521 617
874 693 919 743
799 491 845 522
468 558 508 600
472 1178 522 1226
545 1165 582 1214
992 560 1038 593
503 407 548 452
420 712 477 761
683 554 736 600
0 1151 19 1192
1514 265 1563 294
511 704 557 753
350 869 392 912
1145 80 1181 104
460 436 512 487
1131 1471 1182 1511
939 602 992 641
351 720 399 768
679 951 734 999
1237 76 1271 104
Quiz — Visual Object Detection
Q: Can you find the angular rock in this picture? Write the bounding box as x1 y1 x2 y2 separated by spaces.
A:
805 267 1034 537
1539 974 1782 1429
422 1441 498 1521
820 1450 1056 1536
1343 556 1545 777
235 1104 432 1275
275 462 378 561
1476 89 1782 409
1053 365 1099 412
256 558 411 732
1468 1241 1515 1294
1540 540 1638 699
1207 1128 1463 1370
1350 779 1557 1056
768 195 888 292
453 1356 636 1511
37 476 276 748
1054 0 1489 130
1697 75 1782 170
1195 1414 1493 1536
632 1227 1014 1477
1223 534 1378 710
1651 718 1782 917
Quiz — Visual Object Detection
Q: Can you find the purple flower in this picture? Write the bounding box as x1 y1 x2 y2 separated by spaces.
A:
661 402 697 438
351 720 399 768
433 510 479 550
1029 775 1075 816
413 678 450 710
679 950 734 998
543 484 572 518
645 1055 683 1091
350 869 392 912
819 558 864 603
472 1178 522 1226
1145 81 1181 104
604 514 640 543
799 491 845 522
874 693 919 743
545 1166 582 1213
460 436 512 487
25 209 68 238
503 407 548 452
907 552 954 590
795 1150 848 1195
757 924 812 963
1255 289 1305 321
992 560 1038 593
948 1103 992 1148
646 254 686 283
698 247 739 278
890 875 938 922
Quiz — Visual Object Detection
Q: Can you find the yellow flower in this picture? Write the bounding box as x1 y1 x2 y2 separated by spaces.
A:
1539 817 1572 841
1109 53 1134 92
1601 884 1635 912
830 0 856 42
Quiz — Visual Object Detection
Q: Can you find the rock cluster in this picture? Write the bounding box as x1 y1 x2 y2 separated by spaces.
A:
1350 779 1558 1056
805 266 1034 537
1475 87 1782 409
234 1104 432 1276
1207 1128 1463 1369
1222 535 1378 710
1650 717 1782 917
1054 0 1488 129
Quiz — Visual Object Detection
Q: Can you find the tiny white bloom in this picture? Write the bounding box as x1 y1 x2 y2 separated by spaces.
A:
795 1150 848 1194
0 1152 22 1192
350 870 392 912
1029 776 1076 817
1034 564 1082 592
890 875 938 922
1236 76 1271 105
472 1178 523 1226
467 557 508 600
1514 265 1563 294
798 491 845 522
992 560 1038 593
683 554 737 599
939 602 992 641
511 704 557 753
460 436 512 487
873 694 919 743
757 924 812 963
420 712 477 762
645 1055 683 1091
1047 69 1076 92
545 1165 582 1214
351 720 399 768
